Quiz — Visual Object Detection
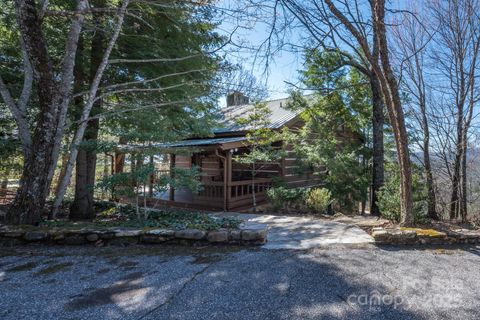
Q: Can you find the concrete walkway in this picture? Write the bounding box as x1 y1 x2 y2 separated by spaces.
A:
225 213 374 249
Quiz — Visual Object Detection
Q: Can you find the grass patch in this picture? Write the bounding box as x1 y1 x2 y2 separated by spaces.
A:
35 262 73 276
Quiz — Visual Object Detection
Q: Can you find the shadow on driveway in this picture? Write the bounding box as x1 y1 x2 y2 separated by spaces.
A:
3 245 477 319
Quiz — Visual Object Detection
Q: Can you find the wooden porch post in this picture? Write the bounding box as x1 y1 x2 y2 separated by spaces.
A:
148 155 154 198
279 141 286 177
169 154 175 201
226 151 232 211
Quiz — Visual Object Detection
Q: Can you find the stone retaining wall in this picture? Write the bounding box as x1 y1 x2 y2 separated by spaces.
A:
0 225 267 247
372 227 480 245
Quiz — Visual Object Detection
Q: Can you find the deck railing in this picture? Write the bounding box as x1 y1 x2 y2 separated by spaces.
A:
229 178 273 199
154 169 273 208
0 188 16 205
197 178 273 208
154 169 170 179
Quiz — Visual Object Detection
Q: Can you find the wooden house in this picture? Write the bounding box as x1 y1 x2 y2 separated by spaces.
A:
147 92 358 211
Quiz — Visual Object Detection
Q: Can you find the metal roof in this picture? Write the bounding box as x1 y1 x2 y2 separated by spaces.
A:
214 95 315 134
150 136 247 148
121 95 316 151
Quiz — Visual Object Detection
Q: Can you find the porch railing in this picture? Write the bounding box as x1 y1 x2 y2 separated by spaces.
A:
229 178 273 199
197 178 273 208
154 169 170 179
153 169 273 209
0 188 16 205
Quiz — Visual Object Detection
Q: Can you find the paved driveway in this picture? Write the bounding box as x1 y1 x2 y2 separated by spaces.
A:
1 245 480 319
225 213 374 249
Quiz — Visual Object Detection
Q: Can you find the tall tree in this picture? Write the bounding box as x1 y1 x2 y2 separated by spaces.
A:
430 0 480 221
70 0 106 220
0 0 89 224
391 6 439 220
328 0 413 224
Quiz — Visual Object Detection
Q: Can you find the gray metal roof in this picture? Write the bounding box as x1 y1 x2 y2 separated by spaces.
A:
151 136 247 148
122 95 315 150
214 95 314 134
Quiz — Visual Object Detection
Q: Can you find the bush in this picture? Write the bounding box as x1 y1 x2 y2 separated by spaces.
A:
376 183 400 222
377 163 427 223
267 186 307 211
305 188 332 214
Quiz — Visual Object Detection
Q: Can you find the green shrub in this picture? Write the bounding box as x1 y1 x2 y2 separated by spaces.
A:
377 163 428 223
377 182 401 222
305 188 332 214
267 186 307 211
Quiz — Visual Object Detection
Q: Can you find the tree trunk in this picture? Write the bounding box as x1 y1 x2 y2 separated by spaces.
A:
6 11 60 224
370 76 384 216
70 4 105 220
424 140 438 220
53 138 70 196
7 128 61 224
324 0 413 224
48 138 70 220
49 0 129 220
69 119 99 220
460 131 468 222
169 154 175 201
421 109 438 220
449 128 463 220
372 0 413 225
148 155 154 198
7 0 85 225
102 153 109 199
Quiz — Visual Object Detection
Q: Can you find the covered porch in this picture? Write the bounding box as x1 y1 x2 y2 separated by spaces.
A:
148 136 278 211
154 177 274 211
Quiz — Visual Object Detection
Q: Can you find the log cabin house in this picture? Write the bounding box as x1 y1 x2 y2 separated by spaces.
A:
144 92 356 211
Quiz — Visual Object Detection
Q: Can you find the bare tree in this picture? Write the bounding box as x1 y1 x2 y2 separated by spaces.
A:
430 0 480 221
391 5 439 219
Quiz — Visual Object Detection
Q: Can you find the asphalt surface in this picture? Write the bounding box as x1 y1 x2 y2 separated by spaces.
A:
1 244 480 320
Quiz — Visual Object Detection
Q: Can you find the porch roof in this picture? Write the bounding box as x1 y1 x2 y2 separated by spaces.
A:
154 136 247 148
119 136 248 153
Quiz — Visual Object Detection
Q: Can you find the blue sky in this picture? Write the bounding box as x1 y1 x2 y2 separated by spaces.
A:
216 0 305 101
214 0 408 103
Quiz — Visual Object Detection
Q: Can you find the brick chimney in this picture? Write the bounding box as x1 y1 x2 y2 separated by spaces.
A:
226 91 249 106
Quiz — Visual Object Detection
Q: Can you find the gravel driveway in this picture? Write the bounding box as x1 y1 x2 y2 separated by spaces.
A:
1 244 480 320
